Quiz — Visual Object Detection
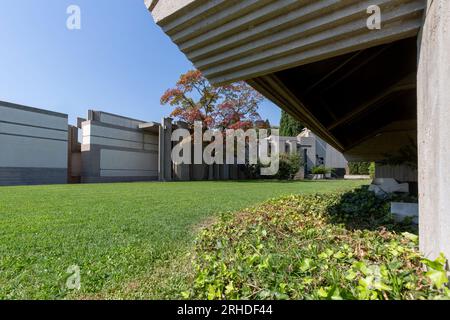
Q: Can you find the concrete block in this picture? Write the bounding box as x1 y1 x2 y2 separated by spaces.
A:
344 174 371 180
370 178 409 193
391 202 418 224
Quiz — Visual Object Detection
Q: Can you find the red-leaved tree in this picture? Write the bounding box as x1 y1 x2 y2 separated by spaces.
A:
160 70 264 130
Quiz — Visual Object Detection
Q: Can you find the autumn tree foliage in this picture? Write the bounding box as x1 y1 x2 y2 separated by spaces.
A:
160 70 264 130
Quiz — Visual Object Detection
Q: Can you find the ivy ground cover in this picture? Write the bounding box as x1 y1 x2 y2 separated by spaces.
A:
188 188 449 300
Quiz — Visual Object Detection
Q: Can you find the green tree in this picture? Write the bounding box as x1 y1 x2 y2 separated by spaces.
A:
279 110 304 136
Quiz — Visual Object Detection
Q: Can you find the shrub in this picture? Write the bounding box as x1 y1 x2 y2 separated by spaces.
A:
311 165 331 175
348 162 359 174
185 187 449 300
369 162 376 179
275 153 302 180
242 162 262 179
244 153 302 180
349 162 375 175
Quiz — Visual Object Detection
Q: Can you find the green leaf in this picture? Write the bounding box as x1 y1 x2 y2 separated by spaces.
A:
435 252 448 266
225 281 234 294
258 290 271 299
402 232 419 244
317 287 328 298
299 258 312 272
207 285 219 300
422 252 448 272
333 251 346 259
426 268 449 289
345 270 357 281
330 287 343 300
374 282 392 291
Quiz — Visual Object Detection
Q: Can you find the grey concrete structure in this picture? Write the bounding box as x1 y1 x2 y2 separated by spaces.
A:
68 125 82 183
391 202 419 224
417 0 450 259
0 101 68 185
145 0 450 259
298 128 348 175
80 111 159 183
0 103 257 185
269 128 348 177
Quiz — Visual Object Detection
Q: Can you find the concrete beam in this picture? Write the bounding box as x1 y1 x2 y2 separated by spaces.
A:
417 0 450 259
145 0 197 24
163 117 173 181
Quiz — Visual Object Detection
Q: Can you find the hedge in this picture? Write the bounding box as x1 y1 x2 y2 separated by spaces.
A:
348 162 373 175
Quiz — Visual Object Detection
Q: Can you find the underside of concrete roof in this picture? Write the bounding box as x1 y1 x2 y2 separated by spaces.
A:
145 0 426 160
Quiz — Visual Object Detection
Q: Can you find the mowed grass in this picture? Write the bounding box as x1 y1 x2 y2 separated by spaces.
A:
0 180 368 299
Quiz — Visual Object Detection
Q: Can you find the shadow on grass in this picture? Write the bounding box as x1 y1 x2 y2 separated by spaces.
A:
324 186 418 234
185 179 364 184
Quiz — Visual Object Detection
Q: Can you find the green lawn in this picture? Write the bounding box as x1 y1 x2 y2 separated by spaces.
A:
0 180 368 299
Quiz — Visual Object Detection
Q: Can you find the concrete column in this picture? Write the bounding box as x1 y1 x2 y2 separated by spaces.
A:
159 117 173 181
208 165 213 180
223 164 229 180
173 121 190 181
163 118 173 181
158 119 165 181
417 0 450 259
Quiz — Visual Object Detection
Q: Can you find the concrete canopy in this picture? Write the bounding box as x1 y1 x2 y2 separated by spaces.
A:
145 0 425 160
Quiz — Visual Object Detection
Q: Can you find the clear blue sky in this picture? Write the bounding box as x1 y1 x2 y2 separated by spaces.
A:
0 0 281 126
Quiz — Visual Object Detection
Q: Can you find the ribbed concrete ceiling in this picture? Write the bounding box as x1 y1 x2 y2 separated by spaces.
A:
248 36 418 156
148 0 426 85
146 1 423 160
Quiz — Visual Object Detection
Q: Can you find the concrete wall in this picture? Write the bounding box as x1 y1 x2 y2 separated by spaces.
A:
323 140 348 169
375 164 417 182
297 132 348 172
268 132 347 177
299 136 316 172
417 0 450 259
71 153 82 178
68 125 81 183
0 101 68 185
81 111 158 183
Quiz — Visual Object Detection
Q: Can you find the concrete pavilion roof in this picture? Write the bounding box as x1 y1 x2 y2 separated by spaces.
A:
145 0 425 85
144 1 425 161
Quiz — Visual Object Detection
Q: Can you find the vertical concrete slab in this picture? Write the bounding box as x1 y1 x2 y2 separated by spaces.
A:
223 164 230 180
173 121 191 181
163 117 173 181
158 119 165 181
417 0 450 259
